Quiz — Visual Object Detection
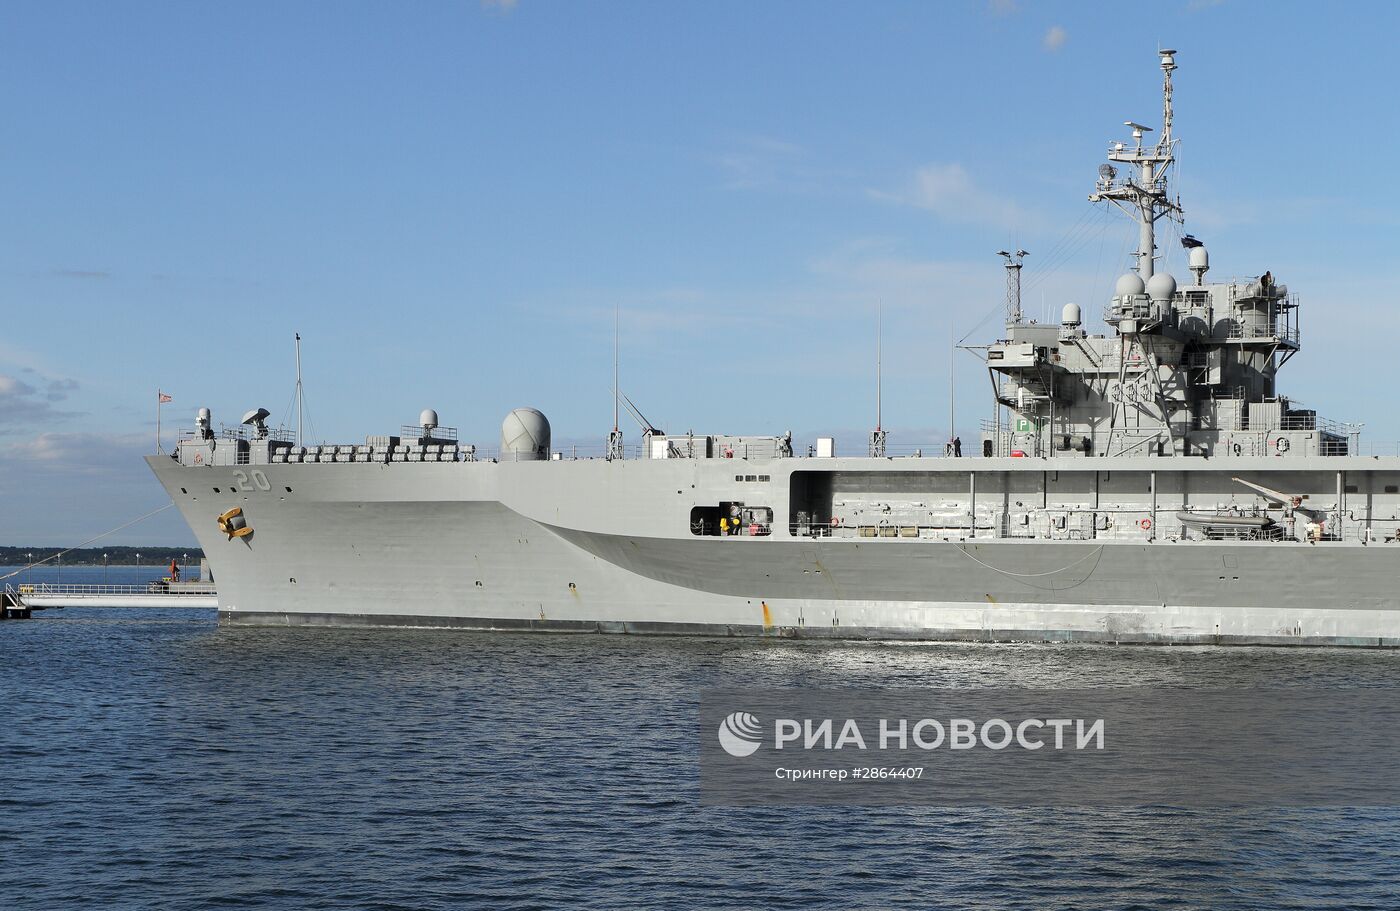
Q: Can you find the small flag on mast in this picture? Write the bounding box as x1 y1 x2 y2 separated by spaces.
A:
158 391 172 403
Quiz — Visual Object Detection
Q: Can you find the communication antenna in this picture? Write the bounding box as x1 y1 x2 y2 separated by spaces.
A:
869 304 887 457
606 306 624 460
295 332 304 448
948 325 955 450
619 391 661 435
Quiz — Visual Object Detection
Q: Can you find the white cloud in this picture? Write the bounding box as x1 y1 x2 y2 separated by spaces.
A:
709 134 863 198
714 135 805 190
1043 25 1068 52
4 431 145 469
987 0 1019 15
872 162 1047 232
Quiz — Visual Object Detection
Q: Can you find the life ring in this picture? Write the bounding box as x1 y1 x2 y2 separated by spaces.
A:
724 447 734 459
830 517 840 528
1276 438 1290 453
194 452 203 464
1139 518 1152 530
1232 443 1241 456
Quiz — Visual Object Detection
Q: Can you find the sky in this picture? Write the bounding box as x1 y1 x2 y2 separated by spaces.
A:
3 0 1398 545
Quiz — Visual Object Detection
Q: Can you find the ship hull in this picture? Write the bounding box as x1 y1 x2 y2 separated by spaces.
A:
148 455 1400 648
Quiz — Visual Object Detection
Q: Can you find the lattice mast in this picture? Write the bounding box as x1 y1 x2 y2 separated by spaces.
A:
998 249 1028 325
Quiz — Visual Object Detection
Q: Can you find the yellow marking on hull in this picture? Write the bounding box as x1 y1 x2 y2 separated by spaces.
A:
762 601 773 629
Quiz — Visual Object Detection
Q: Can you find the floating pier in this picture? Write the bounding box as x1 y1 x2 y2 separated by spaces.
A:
2 583 218 617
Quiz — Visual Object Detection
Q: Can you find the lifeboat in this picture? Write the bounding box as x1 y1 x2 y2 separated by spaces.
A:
1175 511 1272 529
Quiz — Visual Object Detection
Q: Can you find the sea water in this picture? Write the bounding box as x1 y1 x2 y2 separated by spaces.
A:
2 567 1398 909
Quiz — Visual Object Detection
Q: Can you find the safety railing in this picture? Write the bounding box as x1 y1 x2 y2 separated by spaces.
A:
1278 413 1348 435
1222 322 1300 345
9 582 216 597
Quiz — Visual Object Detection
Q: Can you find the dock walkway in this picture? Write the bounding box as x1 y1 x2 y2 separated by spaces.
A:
3 583 218 617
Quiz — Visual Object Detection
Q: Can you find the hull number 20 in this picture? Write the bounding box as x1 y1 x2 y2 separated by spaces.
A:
232 469 272 492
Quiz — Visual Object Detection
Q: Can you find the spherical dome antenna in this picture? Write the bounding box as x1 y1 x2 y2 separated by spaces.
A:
1115 273 1145 297
1146 272 1177 302
501 408 551 462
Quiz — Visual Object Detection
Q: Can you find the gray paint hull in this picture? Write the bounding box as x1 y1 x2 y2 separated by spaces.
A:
148 455 1400 648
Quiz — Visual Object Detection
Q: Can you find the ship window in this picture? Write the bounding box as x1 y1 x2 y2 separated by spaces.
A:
1346 484 1359 494
285 486 292 492
1387 486 1399 494
180 487 187 494
735 475 743 482
760 475 770 482
213 487 221 493
746 475 757 482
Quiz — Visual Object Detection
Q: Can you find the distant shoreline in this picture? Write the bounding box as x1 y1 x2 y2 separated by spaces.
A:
0 547 203 568
0 563 192 569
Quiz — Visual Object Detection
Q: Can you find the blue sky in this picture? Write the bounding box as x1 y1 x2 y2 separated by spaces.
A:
3 0 1398 545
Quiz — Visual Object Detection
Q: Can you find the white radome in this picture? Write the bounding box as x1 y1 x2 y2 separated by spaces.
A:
500 407 551 461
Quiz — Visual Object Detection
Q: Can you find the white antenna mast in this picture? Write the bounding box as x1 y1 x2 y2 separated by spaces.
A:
606 306 624 460
295 332 304 448
869 305 887 457
948 325 955 453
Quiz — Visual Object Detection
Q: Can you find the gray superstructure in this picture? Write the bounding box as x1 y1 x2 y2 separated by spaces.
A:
148 52 1400 646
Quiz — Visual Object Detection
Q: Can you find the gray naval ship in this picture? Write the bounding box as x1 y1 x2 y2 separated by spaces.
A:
148 51 1400 646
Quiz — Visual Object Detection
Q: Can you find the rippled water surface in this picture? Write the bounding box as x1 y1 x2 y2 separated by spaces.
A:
4 573 1399 909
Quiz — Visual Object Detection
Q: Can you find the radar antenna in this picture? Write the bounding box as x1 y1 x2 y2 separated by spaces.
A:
1088 49 1184 280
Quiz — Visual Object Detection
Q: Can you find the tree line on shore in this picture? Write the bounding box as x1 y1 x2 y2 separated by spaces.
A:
0 547 205 567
